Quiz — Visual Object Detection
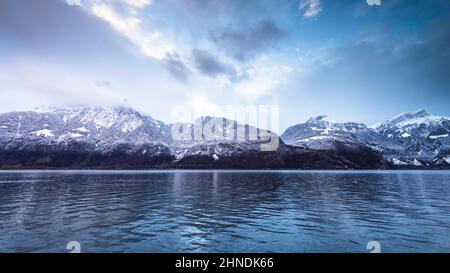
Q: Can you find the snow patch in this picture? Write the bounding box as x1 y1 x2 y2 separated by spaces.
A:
212 154 219 161
444 156 450 164
400 132 412 138
68 132 83 138
31 129 54 138
392 158 407 165
74 127 89 133
297 135 333 142
396 115 444 128
413 159 422 166
122 119 143 133
79 109 118 129
369 145 383 152
321 127 333 135
369 122 383 130
429 134 448 139
58 132 83 141
60 109 81 124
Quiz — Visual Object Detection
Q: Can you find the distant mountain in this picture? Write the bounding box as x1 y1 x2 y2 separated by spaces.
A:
168 116 287 168
0 106 448 169
282 110 450 168
282 114 380 150
0 106 174 168
371 110 450 167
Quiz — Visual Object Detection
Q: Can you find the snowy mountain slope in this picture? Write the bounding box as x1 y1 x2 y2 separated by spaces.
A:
0 106 448 169
371 110 450 166
282 110 450 167
170 116 281 162
0 108 284 168
281 114 385 150
166 116 386 169
0 107 174 166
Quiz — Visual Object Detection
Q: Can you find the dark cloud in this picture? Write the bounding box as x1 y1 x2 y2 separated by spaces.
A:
0 0 132 61
161 52 190 81
192 49 237 79
211 19 287 62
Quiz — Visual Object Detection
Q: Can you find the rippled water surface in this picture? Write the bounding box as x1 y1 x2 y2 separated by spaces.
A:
1 170 450 252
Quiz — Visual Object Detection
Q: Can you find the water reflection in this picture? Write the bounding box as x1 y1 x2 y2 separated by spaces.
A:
0 171 449 252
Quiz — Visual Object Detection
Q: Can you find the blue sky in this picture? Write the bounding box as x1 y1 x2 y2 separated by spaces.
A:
0 0 449 131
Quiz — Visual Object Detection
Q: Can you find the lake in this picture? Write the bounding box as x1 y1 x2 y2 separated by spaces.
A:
0 170 450 253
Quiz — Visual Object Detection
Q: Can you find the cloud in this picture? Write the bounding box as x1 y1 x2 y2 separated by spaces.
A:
211 19 286 62
284 15 450 122
192 49 237 79
234 62 292 98
62 1 290 87
299 0 322 18
91 3 172 60
0 59 125 109
0 0 131 60
66 0 85 7
123 0 152 9
161 52 190 81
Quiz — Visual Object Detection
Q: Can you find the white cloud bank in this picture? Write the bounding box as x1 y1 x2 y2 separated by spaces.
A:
91 3 172 60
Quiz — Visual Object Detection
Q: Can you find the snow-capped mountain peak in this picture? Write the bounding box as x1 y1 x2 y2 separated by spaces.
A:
371 110 447 131
392 109 430 121
0 106 171 155
306 114 330 124
281 114 375 151
1 107 449 169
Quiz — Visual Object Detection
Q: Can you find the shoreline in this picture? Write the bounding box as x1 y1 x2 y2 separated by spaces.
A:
1 168 450 173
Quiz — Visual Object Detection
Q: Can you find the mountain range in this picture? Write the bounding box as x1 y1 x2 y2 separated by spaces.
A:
0 106 449 169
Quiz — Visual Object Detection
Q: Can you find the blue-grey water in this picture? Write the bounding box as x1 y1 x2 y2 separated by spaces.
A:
0 170 450 253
